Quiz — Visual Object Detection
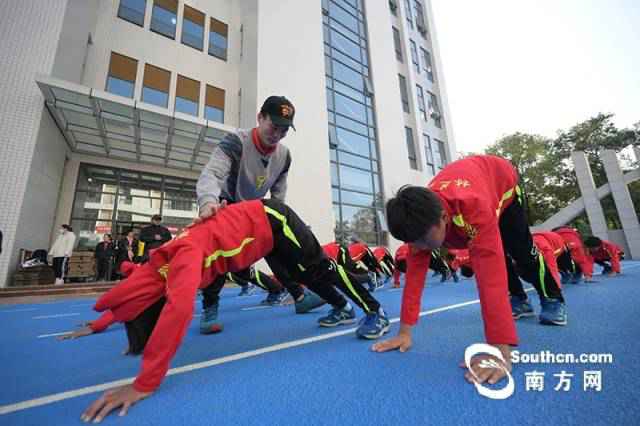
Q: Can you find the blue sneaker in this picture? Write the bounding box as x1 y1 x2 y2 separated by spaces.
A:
539 298 567 326
356 310 390 339
295 290 326 313
511 296 535 319
261 289 288 306
238 284 256 296
318 305 356 327
199 304 223 334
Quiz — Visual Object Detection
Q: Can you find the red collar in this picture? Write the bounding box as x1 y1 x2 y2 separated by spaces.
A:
252 128 276 156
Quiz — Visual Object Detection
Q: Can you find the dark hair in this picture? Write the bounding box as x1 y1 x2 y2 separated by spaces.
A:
460 265 474 278
386 185 443 242
62 224 72 232
584 236 602 248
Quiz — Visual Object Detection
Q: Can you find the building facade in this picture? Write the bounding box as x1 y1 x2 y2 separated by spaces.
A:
0 0 455 287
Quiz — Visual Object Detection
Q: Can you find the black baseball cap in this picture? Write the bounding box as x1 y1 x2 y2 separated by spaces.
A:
260 96 296 130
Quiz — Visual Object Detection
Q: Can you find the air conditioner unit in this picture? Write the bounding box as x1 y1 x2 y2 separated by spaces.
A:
426 66 433 74
322 8 329 16
429 108 440 119
417 24 427 36
389 0 398 12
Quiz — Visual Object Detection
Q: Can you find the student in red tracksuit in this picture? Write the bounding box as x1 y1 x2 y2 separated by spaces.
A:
392 244 410 288
552 226 594 283
80 199 390 423
372 155 567 387
584 236 623 275
449 249 473 278
321 242 383 312
372 246 395 279
514 231 569 298
60 262 140 341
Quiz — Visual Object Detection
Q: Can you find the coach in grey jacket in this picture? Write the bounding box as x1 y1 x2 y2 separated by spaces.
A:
195 96 326 333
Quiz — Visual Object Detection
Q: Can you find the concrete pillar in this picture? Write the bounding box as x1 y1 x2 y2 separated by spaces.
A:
571 151 608 240
601 150 640 260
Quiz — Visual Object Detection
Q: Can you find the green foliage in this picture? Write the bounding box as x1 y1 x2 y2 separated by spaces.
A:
484 113 639 228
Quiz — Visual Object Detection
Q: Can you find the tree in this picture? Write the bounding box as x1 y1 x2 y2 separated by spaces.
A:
484 114 639 229
485 132 559 224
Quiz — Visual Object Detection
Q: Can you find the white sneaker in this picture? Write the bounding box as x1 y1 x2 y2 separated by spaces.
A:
54 278 64 286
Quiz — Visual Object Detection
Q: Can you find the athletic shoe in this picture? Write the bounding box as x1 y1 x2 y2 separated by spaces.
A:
511 296 535 319
260 290 287 305
238 284 256 296
452 272 459 283
318 305 356 327
199 304 223 334
539 298 567 326
356 310 390 339
295 290 326 313
560 271 571 284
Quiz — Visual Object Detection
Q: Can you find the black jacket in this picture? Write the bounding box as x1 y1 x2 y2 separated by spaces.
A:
94 241 114 260
139 224 172 255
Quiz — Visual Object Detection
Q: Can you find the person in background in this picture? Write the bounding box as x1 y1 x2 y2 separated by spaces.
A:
94 234 114 282
138 215 172 263
49 224 76 285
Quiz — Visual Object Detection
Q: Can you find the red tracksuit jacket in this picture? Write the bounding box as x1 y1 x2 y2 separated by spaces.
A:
94 200 274 392
393 244 410 285
372 247 390 262
448 248 470 270
322 242 341 262
553 227 593 278
591 240 623 273
348 242 370 262
531 231 565 287
401 155 519 346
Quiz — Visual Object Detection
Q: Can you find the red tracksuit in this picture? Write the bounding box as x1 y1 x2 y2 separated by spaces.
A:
94 200 273 392
372 247 388 263
401 155 519 346
553 227 593 278
591 240 623 273
531 232 566 288
448 249 470 270
88 310 116 333
322 242 341 262
393 244 410 285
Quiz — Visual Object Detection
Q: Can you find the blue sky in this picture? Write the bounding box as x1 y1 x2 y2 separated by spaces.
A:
430 0 640 154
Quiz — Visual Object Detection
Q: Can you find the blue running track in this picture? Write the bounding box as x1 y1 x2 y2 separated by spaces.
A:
0 262 639 425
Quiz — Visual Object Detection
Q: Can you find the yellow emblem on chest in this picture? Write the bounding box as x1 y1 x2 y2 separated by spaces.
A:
256 175 267 189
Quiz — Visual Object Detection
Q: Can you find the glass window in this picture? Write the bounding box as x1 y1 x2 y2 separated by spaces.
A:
332 60 363 91
336 127 370 157
209 18 228 60
404 0 413 28
336 114 368 136
405 127 418 170
392 27 403 62
334 92 367 123
341 190 374 207
410 39 420 74
421 48 434 82
339 150 371 170
398 74 410 113
181 5 204 51
106 52 137 99
175 75 200 117
205 85 225 123
150 0 177 39
434 139 447 169
339 165 373 193
428 91 442 128
416 84 427 121
414 0 427 36
142 63 170 108
118 0 146 27
423 133 435 175
329 1 359 34
330 28 361 61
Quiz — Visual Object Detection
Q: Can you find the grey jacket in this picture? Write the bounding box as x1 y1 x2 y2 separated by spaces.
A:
196 129 291 209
